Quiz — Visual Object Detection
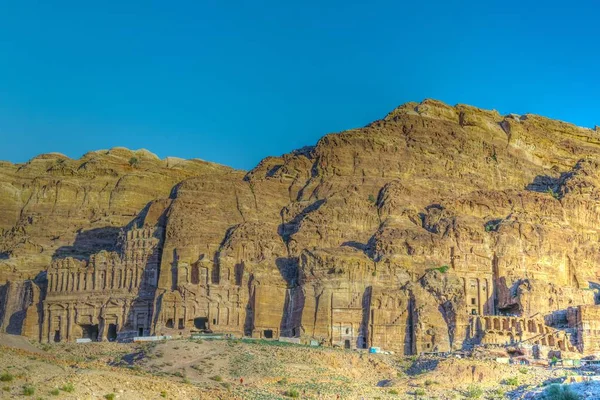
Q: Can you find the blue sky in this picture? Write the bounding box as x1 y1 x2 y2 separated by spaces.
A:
1 1 599 170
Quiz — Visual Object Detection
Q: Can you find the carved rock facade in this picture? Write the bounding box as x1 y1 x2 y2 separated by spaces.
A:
2 100 600 355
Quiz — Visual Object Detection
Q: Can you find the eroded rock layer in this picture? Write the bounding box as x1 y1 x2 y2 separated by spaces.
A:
2 100 600 355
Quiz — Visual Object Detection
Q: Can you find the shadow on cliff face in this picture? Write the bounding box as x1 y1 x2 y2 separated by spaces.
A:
53 227 121 260
278 200 325 245
0 252 8 260
525 173 570 194
276 257 305 338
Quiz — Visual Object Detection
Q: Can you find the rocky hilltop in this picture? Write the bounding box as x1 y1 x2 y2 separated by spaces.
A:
2 99 600 357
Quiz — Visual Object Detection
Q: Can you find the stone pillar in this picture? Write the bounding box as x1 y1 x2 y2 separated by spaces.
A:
66 303 73 342
122 300 129 333
42 305 49 343
477 278 484 315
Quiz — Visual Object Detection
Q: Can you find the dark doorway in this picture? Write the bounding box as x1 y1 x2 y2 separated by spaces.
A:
178 318 184 329
234 263 244 286
138 327 144 337
361 337 367 348
81 324 99 341
263 329 273 339
194 317 208 330
344 340 351 349
107 324 118 341
191 265 199 285
166 319 174 328
292 328 296 337
53 330 61 343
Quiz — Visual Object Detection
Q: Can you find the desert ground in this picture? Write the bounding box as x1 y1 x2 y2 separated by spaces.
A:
1 334 598 399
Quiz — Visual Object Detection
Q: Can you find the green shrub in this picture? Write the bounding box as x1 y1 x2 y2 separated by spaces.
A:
2 386 9 392
22 385 35 396
542 384 580 400
424 379 436 386
210 375 223 382
104 394 116 400
389 389 399 395
465 384 483 399
485 220 502 232
128 157 139 167
0 372 13 382
518 367 528 374
61 383 75 392
436 265 449 273
547 188 560 200
220 382 231 390
50 388 60 395
368 194 376 203
415 388 426 396
283 389 299 398
504 376 519 386
160 391 167 398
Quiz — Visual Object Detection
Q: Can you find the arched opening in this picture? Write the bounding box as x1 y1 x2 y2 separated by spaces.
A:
178 318 185 329
53 330 61 343
166 319 174 329
344 340 351 349
263 329 273 339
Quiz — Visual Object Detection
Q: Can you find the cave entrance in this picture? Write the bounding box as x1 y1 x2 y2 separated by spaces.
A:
53 330 61 343
263 329 273 339
498 304 520 316
107 323 118 341
178 318 185 330
344 339 351 349
166 319 174 329
194 317 208 330
80 324 99 341
138 327 144 337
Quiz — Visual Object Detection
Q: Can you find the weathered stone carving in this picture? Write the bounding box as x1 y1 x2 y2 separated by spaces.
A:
2 100 600 355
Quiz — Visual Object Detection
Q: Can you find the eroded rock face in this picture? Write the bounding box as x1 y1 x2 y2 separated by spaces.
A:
2 99 600 354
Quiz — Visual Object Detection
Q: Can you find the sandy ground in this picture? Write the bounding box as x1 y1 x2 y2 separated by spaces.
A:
0 334 593 399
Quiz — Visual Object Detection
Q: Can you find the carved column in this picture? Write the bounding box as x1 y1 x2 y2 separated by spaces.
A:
66 303 73 342
42 304 50 343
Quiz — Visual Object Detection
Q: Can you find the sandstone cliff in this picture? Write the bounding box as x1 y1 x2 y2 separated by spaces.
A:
2 100 600 355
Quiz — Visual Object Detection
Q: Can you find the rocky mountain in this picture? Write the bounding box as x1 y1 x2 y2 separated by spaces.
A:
2 99 600 356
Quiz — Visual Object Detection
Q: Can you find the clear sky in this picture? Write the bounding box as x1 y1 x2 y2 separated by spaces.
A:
1 1 599 170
